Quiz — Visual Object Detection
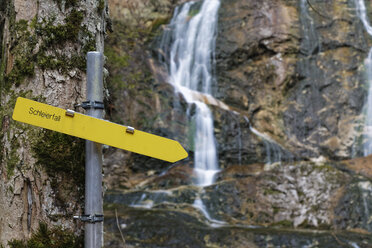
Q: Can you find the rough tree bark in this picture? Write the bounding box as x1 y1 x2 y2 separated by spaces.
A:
0 0 108 245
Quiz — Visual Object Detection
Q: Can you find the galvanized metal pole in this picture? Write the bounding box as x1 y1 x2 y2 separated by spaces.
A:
85 52 104 248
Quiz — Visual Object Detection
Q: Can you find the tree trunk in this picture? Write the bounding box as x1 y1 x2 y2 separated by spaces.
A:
0 0 108 245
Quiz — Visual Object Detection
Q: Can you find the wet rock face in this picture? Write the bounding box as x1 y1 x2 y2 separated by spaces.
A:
212 108 266 168
104 161 368 228
334 180 372 232
284 0 367 160
103 0 372 247
104 206 372 248
103 161 372 247
105 208 371 248
215 0 300 153
256 163 348 227
215 0 368 161
197 162 349 228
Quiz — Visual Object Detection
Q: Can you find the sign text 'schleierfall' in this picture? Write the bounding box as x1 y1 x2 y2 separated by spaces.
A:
29 107 61 121
12 97 188 163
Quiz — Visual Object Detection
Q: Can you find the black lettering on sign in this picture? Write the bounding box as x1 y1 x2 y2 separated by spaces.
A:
28 107 61 121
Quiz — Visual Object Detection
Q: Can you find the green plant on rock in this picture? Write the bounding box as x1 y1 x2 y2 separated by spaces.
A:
149 17 171 33
187 2 202 19
188 8 200 18
7 222 83 248
272 219 293 227
97 0 105 13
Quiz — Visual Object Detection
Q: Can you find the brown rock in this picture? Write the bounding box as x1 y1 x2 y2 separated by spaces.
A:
342 155 372 180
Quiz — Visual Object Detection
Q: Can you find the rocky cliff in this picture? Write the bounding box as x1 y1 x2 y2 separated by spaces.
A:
102 0 372 247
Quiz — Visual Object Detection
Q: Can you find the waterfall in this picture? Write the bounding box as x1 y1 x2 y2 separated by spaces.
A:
363 49 372 156
299 0 321 55
354 0 372 156
357 181 372 232
159 0 221 186
244 116 286 164
250 127 283 164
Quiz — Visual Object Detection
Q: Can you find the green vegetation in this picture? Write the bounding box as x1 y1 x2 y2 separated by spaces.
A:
271 220 293 228
0 0 7 12
104 19 155 109
0 91 33 177
4 57 35 88
4 19 37 89
0 4 8 95
149 17 171 32
4 9 95 89
6 137 20 178
263 188 282 196
7 222 83 248
32 130 85 207
0 2 93 226
0 3 89 244
34 9 94 71
97 0 105 13
0 90 84 191
188 7 200 18
33 130 85 188
53 0 79 10
36 10 84 46
104 7 173 94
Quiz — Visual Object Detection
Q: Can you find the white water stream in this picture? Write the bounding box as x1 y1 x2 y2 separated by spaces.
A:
300 0 321 55
127 0 223 223
355 0 372 156
351 1 372 235
161 0 221 186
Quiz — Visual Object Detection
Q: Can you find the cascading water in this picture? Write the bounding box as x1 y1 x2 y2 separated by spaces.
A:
299 0 321 55
243 116 290 165
353 1 372 234
363 49 372 156
159 0 221 186
355 0 372 156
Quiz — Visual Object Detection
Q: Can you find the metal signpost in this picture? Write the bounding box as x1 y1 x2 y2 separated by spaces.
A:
12 52 188 248
84 52 104 248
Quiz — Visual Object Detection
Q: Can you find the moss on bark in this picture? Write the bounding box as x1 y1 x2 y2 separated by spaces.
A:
33 130 85 188
7 222 83 248
4 8 96 90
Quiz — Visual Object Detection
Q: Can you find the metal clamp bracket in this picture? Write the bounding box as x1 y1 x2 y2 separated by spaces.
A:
73 214 104 223
126 126 135 134
75 101 104 110
65 109 75 117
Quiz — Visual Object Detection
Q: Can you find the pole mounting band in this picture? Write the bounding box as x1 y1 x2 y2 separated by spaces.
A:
75 101 104 110
73 214 104 223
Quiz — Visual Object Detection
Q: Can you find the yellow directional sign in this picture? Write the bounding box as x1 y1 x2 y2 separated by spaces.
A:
12 97 188 162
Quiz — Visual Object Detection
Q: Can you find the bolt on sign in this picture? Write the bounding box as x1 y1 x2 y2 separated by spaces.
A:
12 97 188 163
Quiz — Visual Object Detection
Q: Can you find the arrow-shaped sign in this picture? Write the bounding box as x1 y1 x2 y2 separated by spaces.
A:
12 97 188 162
